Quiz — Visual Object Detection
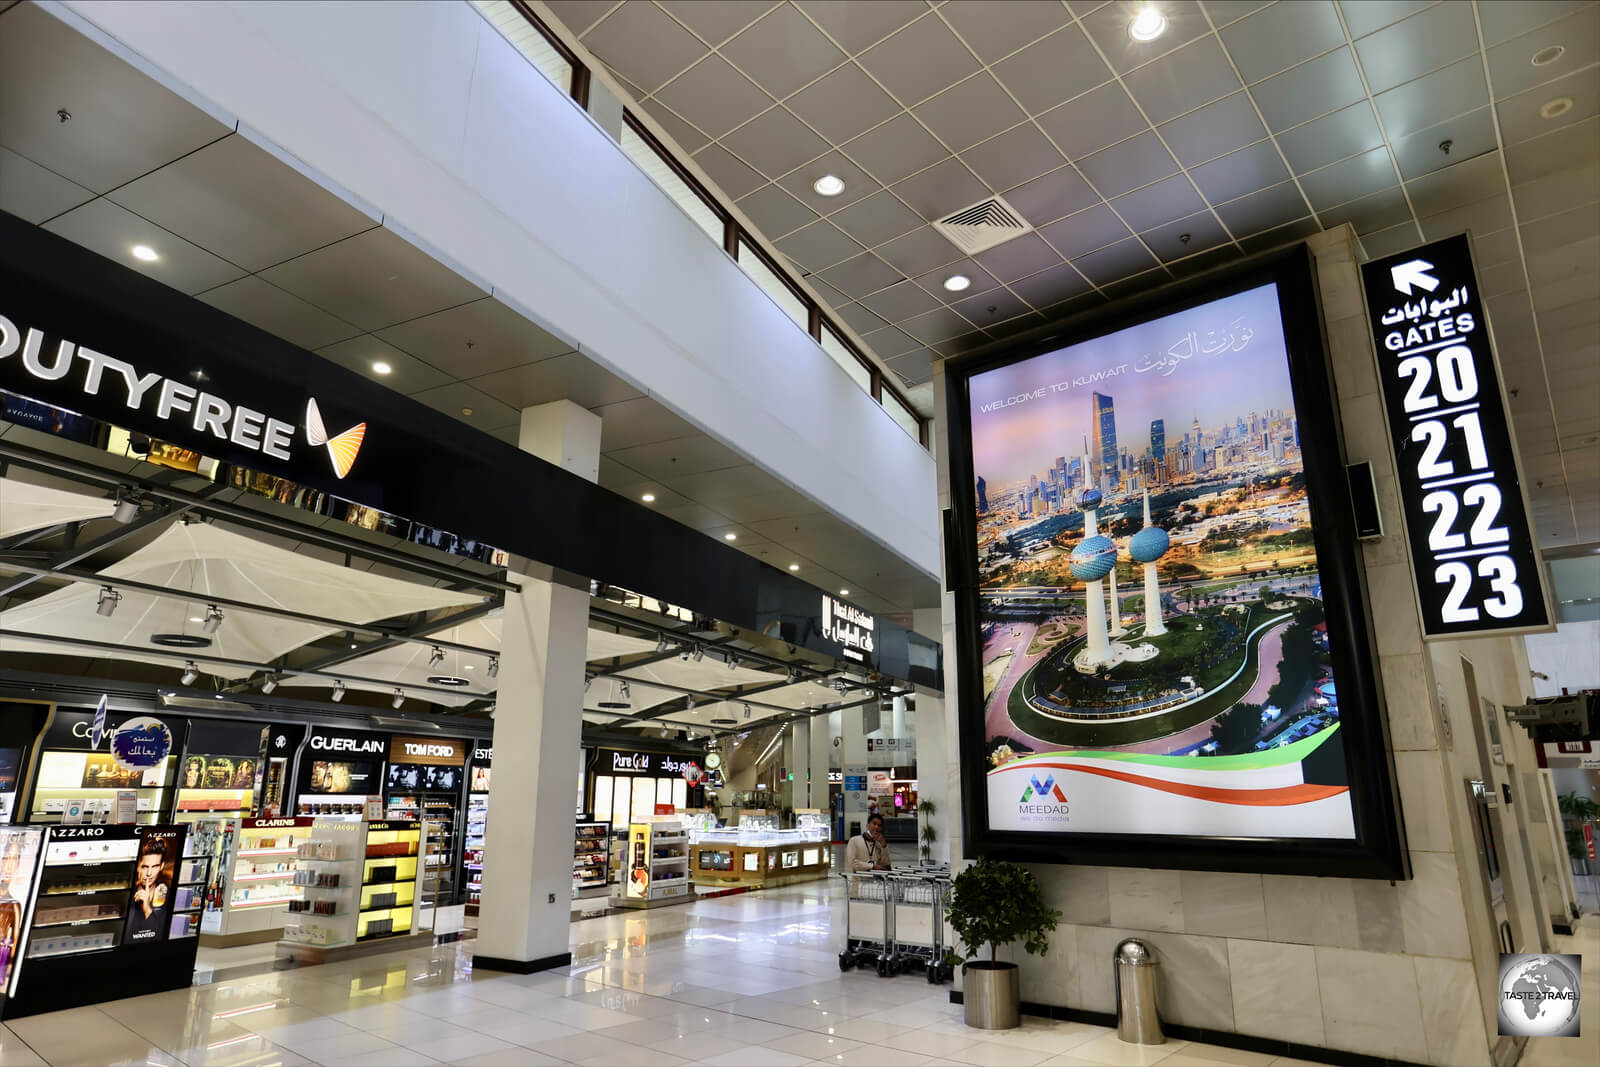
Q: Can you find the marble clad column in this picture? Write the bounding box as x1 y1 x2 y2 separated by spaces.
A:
841 702 868 838
808 708 832 811
474 401 599 972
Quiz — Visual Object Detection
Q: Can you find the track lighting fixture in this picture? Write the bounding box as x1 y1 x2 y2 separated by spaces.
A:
656 635 668 653
680 647 692 662
261 676 278 694
96 586 121 617
180 661 198 686
487 656 499 679
692 646 704 663
202 604 224 634
619 681 631 700
727 653 739 671
391 688 405 709
112 488 140 524
786 668 800 684
331 680 346 702
584 674 593 692
428 646 444 668
743 703 752 718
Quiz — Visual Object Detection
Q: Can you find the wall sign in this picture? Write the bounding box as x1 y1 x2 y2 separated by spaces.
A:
387 735 466 766
304 729 385 757
594 747 697 777
109 717 173 771
820 594 876 663
1360 234 1551 637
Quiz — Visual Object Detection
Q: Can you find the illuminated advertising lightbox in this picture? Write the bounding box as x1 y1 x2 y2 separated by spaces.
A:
945 247 1406 878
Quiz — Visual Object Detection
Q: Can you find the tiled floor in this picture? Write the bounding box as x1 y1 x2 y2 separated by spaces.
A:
0 880 1322 1067
5 881 1593 1066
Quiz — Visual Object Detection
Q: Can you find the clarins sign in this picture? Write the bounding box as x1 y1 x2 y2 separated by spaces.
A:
389 734 466 766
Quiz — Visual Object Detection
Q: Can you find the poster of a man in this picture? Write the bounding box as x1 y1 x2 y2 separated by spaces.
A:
124 832 178 943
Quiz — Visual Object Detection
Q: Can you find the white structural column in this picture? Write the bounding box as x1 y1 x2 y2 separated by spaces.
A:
476 401 600 971
841 703 868 838
808 712 832 810
786 719 811 813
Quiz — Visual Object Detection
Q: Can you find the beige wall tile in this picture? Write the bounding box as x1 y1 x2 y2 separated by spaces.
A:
1413 956 1492 1067
1380 653 1438 751
1180 872 1266 939
1392 749 1454 853
1228 939 1324 1046
1316 946 1429 1062
1148 932 1234 1030
1108 869 1184 933
1327 313 1380 401
1263 875 1360 947
1367 559 1425 656
1037 864 1111 927
1351 878 1406 954
1399 851 1472 959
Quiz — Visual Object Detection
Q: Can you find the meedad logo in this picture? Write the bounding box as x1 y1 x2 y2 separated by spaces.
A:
310 735 384 755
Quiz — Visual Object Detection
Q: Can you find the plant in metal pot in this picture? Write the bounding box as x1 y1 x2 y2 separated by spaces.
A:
945 855 1060 1029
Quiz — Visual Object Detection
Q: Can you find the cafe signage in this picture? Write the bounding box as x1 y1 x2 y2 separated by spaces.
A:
1360 234 1551 637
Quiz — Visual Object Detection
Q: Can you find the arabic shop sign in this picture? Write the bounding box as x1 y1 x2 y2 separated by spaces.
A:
821 594 875 663
110 716 174 771
1359 234 1550 637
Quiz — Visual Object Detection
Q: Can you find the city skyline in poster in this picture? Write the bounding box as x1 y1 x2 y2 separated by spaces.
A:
964 283 1356 841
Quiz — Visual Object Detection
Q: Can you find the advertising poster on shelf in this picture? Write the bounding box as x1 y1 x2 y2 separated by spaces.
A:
178 755 259 792
124 827 184 944
0 828 43 996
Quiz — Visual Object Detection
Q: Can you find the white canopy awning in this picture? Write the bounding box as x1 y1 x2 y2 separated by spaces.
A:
0 478 113 538
0 522 481 679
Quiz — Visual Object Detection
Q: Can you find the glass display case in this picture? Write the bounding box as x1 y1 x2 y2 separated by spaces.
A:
687 824 831 889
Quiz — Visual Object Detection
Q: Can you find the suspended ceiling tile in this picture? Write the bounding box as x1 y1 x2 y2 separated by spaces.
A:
884 348 935 386
606 433 748 481
831 300 888 337
1121 35 1243 126
594 396 700 452
1486 5 1600 101
1391 109 1498 181
889 157 991 221
737 183 820 239
1158 92 1268 169
1249 48 1367 130
1275 102 1385 174
825 189 925 248
542 1 620 38
1317 185 1414 236
1141 211 1231 262
689 141 765 200
196 275 362 351
910 257 1000 299
721 4 845 99
1076 132 1180 199
1298 146 1400 213
637 98 710 154
1111 174 1207 232
1238 216 1321 254
657 1 778 48
657 501 739 532
1405 152 1509 217
958 123 1068 194
912 74 1026 155
1187 141 1291 206
856 11 981 107
859 281 943 322
42 198 245 295
720 105 831 180
860 325 922 358
1338 0 1434 40
1220 1 1345 84
899 306 980 345
1071 237 1162 287
259 227 487 332
938 0 1073 65
972 232 1064 283
0 2 231 193
775 219 864 274
1007 261 1096 308
1496 66 1600 146
661 463 788 503
106 134 377 273
1353 2 1480 94
950 287 1033 329
316 335 454 393
580 1 708 93
784 62 903 144
1375 56 1488 141
1034 82 1148 161
407 380 521 432
817 251 904 299
1001 165 1100 229
376 297 575 379
0 145 92 223
655 55 772 140
793 0 927 56
467 351 645 410
717 487 821 523
989 24 1110 116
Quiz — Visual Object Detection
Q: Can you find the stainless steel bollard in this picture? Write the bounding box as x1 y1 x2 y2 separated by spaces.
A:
1113 938 1165 1045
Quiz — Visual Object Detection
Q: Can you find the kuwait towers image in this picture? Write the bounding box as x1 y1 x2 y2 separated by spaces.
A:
1069 450 1117 672
1130 490 1170 637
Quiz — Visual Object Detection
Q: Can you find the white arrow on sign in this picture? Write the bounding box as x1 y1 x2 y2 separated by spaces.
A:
1390 258 1440 295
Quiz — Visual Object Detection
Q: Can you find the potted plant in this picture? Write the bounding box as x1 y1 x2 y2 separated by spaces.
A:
945 855 1060 1029
918 799 937 861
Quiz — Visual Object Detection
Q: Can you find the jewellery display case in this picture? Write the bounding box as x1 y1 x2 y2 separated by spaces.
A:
689 824 831 889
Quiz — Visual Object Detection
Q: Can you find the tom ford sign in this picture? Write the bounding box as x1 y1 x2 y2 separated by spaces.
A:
389 734 466 765
1360 234 1551 637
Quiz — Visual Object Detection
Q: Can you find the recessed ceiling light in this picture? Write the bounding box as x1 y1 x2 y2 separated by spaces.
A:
724 532 737 540
943 274 971 292
788 563 800 571
372 361 392 375
461 406 473 416
839 589 850 596
189 617 203 624
131 245 158 262
813 174 845 197
642 493 656 503
1540 96 1574 119
1129 5 1166 42
1531 45 1564 67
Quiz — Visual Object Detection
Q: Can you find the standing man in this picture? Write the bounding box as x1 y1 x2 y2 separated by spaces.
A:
846 812 891 872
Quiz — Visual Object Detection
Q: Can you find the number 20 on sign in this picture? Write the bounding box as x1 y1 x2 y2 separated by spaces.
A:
1360 234 1550 637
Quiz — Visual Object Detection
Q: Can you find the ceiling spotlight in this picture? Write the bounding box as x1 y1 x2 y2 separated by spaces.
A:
584 673 593 692
131 244 159 262
656 635 669 653
680 647 692 661
202 605 224 634
943 274 971 292
786 668 800 684
619 681 631 700
813 174 845 197
428 645 444 668
839 588 850 596
744 704 752 719
642 493 656 503
96 586 121 617
1540 96 1574 120
372 361 392 375
727 653 739 671
788 563 800 571
692 646 704 663
112 488 140 524
724 532 737 541
261 675 279 694
331 680 346 702
487 656 499 679
180 661 199 686
1129 5 1166 42
392 688 405 709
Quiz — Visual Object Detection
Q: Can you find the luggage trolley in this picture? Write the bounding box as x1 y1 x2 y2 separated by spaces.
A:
887 867 954 984
838 870 896 976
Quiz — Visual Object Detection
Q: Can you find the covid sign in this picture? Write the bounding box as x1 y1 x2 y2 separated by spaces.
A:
1361 235 1551 638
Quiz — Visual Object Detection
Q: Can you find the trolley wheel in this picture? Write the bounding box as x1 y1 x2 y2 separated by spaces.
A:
876 959 891 978
926 966 939 984
838 954 853 972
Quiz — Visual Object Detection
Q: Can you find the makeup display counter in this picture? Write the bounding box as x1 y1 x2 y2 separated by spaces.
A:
689 821 831 890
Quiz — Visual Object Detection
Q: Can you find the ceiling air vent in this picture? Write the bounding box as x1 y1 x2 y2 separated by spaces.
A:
933 195 1032 255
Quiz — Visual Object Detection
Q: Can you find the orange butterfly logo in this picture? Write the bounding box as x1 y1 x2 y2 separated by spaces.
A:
304 397 366 479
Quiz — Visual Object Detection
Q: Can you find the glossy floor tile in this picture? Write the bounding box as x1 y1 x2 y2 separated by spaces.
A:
6 878 1581 1066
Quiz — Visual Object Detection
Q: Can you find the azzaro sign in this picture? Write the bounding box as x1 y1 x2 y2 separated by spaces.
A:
1360 235 1552 637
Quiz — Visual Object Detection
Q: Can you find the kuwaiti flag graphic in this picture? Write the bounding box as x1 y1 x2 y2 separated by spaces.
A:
305 397 366 479
988 725 1355 839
